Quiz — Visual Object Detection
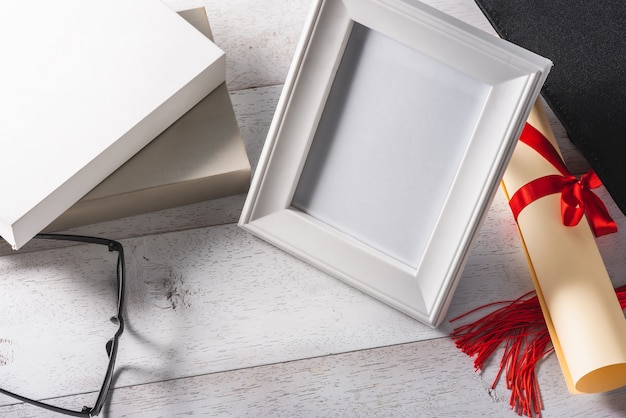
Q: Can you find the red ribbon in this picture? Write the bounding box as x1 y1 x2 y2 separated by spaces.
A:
508 123 617 237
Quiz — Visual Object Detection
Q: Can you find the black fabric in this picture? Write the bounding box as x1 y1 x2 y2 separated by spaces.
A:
474 0 626 215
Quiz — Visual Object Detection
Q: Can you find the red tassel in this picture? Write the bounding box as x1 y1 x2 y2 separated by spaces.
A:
450 285 626 418
450 291 552 417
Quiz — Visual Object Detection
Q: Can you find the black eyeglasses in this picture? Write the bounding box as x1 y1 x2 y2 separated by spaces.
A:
0 233 125 417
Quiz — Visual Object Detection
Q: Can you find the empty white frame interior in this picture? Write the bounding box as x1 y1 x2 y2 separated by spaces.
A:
240 0 551 326
292 23 490 269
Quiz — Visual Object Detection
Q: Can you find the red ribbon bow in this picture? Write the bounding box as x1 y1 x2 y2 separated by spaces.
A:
508 123 617 237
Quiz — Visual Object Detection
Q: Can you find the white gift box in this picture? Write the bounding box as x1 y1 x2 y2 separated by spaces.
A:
0 0 225 249
239 0 551 326
42 8 250 233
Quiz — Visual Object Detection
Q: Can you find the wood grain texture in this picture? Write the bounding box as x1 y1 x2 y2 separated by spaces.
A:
3 339 626 417
167 0 312 91
1 0 625 416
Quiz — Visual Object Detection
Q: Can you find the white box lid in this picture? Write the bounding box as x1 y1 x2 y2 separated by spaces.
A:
0 0 225 249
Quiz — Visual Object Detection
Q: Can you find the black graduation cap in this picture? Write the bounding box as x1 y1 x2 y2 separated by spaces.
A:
475 0 626 215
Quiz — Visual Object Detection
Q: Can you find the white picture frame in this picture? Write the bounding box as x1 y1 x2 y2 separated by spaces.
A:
239 0 551 327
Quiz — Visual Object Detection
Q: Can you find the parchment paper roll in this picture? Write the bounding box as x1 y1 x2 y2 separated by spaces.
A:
501 100 626 393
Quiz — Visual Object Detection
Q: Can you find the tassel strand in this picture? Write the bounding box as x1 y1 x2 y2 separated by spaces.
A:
450 286 626 417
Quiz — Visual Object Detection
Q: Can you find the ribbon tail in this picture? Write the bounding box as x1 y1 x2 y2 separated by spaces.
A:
581 189 618 237
560 186 586 227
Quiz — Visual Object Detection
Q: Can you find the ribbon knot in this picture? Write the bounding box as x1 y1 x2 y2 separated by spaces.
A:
508 123 617 237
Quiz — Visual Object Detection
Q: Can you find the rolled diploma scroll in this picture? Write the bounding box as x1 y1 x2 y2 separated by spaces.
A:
501 100 626 393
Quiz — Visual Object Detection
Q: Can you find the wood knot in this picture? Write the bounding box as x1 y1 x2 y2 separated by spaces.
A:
0 338 15 366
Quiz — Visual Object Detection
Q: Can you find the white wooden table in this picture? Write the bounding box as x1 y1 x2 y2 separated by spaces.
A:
2 0 626 416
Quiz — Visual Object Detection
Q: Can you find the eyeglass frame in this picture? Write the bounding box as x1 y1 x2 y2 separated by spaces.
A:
0 233 126 417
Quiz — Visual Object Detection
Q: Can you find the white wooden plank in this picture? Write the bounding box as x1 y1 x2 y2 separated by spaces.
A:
3 338 626 417
0 222 440 406
162 0 312 91
2 182 625 409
